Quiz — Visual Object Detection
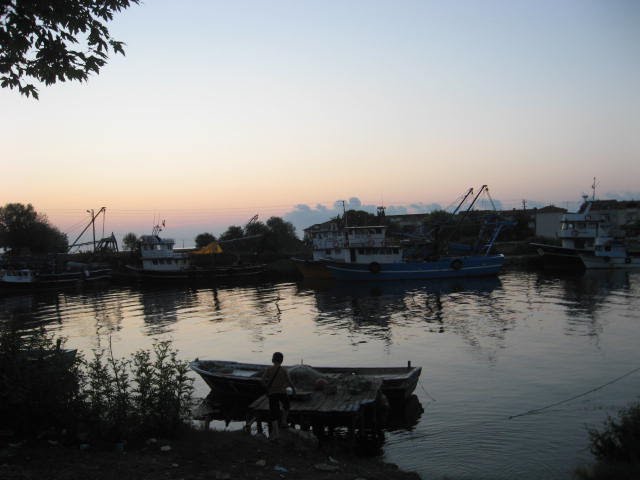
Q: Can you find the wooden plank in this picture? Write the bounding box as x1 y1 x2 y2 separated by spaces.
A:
249 378 381 420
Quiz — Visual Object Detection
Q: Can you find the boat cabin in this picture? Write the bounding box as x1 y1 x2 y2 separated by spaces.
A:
0 269 36 284
308 225 395 262
557 203 611 251
592 237 628 259
138 235 189 272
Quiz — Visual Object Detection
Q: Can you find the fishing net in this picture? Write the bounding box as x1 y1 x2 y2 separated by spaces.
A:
288 365 327 390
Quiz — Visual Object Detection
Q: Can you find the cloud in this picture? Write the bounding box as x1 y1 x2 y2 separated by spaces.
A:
602 191 640 201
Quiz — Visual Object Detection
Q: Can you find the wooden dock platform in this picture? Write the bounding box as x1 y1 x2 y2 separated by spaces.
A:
247 376 387 439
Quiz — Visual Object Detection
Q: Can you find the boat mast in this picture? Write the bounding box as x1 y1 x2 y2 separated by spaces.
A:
68 207 106 252
452 187 474 215
456 185 488 226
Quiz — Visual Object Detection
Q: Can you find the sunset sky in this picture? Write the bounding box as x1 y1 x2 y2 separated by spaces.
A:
2 0 639 246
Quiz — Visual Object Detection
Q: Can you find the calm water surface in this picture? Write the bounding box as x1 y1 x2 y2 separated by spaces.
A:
2 269 639 480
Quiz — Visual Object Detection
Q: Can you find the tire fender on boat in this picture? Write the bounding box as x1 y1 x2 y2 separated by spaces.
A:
369 262 381 274
625 257 631 264
450 259 463 270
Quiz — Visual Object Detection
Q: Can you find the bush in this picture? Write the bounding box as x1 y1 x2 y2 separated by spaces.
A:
589 403 640 464
0 328 193 444
576 402 640 479
83 340 194 442
0 328 84 437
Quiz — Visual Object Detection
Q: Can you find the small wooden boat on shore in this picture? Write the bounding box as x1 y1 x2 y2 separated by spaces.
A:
189 359 421 403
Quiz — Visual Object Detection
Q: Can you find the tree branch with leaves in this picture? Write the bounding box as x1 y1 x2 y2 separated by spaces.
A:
0 0 139 99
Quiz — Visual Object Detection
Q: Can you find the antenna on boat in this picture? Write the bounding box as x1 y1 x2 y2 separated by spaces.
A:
152 220 164 237
591 177 598 201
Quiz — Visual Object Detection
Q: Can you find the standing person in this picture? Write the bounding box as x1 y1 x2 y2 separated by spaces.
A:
262 351 295 439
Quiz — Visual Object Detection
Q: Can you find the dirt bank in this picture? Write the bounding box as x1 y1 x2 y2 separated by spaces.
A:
1 429 420 480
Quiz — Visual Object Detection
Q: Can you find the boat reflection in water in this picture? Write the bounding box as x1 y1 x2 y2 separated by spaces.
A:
535 269 632 317
0 270 639 479
301 276 502 334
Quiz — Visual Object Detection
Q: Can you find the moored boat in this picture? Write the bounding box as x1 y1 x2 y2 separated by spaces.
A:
293 224 393 279
296 186 512 281
530 183 620 270
189 359 422 403
579 237 640 269
323 212 511 281
325 253 505 281
123 226 265 281
0 265 112 289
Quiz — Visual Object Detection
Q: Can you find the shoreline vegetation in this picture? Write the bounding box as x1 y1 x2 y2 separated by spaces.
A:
0 329 419 479
1 330 638 479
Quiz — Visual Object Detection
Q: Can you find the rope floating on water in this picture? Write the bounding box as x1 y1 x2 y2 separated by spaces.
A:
420 384 437 402
508 365 640 420
387 365 640 446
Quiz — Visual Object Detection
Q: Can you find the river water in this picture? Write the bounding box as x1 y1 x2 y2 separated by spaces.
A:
1 269 639 480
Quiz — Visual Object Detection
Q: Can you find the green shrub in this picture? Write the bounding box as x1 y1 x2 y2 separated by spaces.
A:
0 328 83 437
588 403 640 464
576 402 640 479
0 328 193 444
83 340 194 441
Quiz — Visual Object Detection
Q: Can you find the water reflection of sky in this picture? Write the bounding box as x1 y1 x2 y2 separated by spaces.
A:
1 271 640 480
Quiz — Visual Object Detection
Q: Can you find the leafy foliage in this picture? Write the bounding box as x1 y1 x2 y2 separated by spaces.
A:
0 327 194 444
0 328 83 437
263 216 300 252
589 403 640 464
83 340 194 441
217 216 302 255
245 220 269 238
427 210 455 225
576 402 640 480
121 232 138 251
342 209 379 227
195 232 216 248
0 202 68 253
219 225 244 242
0 0 140 98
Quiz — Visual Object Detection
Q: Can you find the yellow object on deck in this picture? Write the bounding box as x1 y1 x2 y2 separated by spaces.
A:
191 242 223 254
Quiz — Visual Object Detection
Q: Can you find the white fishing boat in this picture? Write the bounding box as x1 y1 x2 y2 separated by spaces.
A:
292 225 395 279
579 237 640 269
530 197 612 269
0 265 112 289
124 225 265 281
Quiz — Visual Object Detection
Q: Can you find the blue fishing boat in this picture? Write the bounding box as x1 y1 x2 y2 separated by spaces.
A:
324 186 513 281
325 253 505 281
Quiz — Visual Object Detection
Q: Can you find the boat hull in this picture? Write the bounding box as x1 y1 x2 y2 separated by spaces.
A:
580 255 640 269
190 360 421 403
530 243 591 270
0 268 112 290
123 264 266 281
291 258 333 279
324 255 505 281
